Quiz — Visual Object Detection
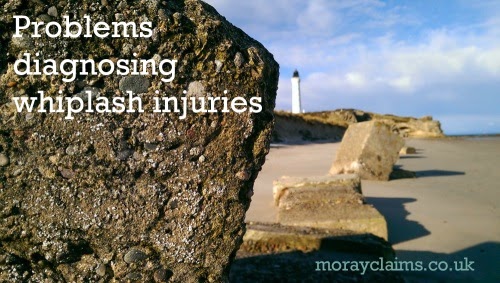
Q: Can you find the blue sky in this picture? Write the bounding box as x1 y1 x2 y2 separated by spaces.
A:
204 0 500 135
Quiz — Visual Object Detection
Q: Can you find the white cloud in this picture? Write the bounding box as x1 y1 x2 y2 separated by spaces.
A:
296 0 341 34
345 72 366 87
476 49 500 75
284 27 500 97
204 0 500 134
388 76 413 92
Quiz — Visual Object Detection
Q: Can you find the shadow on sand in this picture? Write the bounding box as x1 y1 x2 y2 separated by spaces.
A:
415 170 466 178
230 247 404 282
391 165 466 180
230 242 500 283
365 197 430 244
396 242 500 283
399 155 426 159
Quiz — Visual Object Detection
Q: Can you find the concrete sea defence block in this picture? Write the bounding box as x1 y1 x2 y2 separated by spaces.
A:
273 173 387 240
0 0 279 281
273 174 362 206
278 203 388 240
330 121 404 181
240 222 395 260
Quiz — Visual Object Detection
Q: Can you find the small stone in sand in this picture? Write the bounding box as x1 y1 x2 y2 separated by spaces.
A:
400 146 417 155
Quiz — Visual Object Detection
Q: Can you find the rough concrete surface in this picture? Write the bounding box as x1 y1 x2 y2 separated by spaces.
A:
0 0 279 281
272 174 362 206
330 121 404 181
278 203 388 240
241 222 394 259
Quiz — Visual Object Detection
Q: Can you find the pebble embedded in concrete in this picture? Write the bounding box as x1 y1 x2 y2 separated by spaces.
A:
198 155 206 163
0 154 9 167
215 60 223 73
189 147 201 156
236 170 250 181
124 248 148 264
65 145 78 156
117 150 134 161
119 76 150 94
125 272 143 280
154 268 172 282
144 143 158 151
47 6 58 17
96 263 107 276
49 155 59 165
187 81 206 98
234 52 244 68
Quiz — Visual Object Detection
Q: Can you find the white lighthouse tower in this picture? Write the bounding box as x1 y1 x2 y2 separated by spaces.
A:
291 69 302 114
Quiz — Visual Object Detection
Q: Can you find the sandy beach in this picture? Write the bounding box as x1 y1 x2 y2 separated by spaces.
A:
247 137 499 282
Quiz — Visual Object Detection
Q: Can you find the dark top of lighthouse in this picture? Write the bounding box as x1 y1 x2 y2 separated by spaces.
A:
292 69 299 78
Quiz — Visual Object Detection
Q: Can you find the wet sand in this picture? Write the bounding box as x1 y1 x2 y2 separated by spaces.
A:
247 137 500 282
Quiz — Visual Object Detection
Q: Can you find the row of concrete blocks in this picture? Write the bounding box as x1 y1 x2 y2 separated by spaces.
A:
240 174 392 259
242 121 410 255
267 120 409 241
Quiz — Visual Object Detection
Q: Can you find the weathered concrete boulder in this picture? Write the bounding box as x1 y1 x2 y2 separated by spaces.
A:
0 0 278 282
240 222 394 259
273 174 362 206
330 121 404 181
278 203 388 240
273 174 388 240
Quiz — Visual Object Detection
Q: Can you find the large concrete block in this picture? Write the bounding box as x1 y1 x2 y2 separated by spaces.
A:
272 174 363 207
278 203 388 240
240 222 394 259
329 121 404 181
273 174 387 239
0 1 279 281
